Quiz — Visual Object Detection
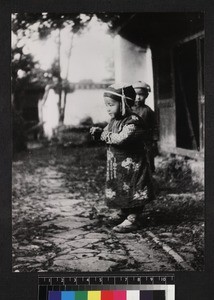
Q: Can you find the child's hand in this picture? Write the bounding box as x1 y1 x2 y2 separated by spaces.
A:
90 127 102 136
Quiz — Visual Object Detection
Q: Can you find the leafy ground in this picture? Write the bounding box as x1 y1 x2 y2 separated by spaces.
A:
12 143 204 271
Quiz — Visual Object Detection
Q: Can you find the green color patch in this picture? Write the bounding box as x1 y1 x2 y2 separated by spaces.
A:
75 291 88 300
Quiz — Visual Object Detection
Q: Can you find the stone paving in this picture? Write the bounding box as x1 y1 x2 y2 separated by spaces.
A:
12 145 203 272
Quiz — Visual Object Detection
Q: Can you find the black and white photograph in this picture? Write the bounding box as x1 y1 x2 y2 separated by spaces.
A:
12 12 204 272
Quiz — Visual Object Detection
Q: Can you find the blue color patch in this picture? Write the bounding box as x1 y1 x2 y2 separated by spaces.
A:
61 291 75 300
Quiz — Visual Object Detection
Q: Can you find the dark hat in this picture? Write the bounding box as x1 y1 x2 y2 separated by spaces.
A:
104 83 136 107
133 81 151 92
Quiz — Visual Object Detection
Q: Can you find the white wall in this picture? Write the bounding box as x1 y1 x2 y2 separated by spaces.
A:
39 89 110 139
64 89 109 126
114 35 154 110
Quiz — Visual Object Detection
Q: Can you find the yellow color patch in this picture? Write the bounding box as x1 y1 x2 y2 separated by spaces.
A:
88 291 101 300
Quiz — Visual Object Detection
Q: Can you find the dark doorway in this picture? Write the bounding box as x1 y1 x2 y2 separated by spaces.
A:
199 37 205 151
173 39 199 150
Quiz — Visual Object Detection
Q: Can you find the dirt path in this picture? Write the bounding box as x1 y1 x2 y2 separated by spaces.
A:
12 144 204 272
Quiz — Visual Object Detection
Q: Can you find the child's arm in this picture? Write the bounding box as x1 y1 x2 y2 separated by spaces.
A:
101 124 144 146
90 125 109 140
90 127 103 140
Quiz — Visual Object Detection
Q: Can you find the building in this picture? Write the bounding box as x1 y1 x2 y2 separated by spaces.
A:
113 13 204 160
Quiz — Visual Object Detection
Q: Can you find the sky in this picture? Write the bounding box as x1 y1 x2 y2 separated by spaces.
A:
13 16 115 82
63 17 114 82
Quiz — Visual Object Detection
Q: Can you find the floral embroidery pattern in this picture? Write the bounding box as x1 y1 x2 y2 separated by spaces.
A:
133 187 148 200
131 115 139 121
134 163 140 171
105 188 116 199
121 158 140 172
123 182 130 192
121 157 133 170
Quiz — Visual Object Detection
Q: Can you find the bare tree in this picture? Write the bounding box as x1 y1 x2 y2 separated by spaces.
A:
12 13 93 125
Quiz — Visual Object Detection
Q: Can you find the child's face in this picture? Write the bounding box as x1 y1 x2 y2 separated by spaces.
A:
134 88 148 107
104 97 121 118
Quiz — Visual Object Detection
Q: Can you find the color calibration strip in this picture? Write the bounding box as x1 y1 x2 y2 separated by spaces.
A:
48 290 165 300
38 276 175 300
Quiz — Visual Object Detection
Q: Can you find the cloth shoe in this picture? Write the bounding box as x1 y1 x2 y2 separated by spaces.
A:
112 214 140 233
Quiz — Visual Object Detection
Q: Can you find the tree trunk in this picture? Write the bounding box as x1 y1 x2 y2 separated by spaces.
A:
57 28 63 125
61 91 67 124
60 33 74 124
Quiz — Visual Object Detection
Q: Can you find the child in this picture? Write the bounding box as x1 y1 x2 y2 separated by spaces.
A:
132 81 158 172
90 84 154 233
